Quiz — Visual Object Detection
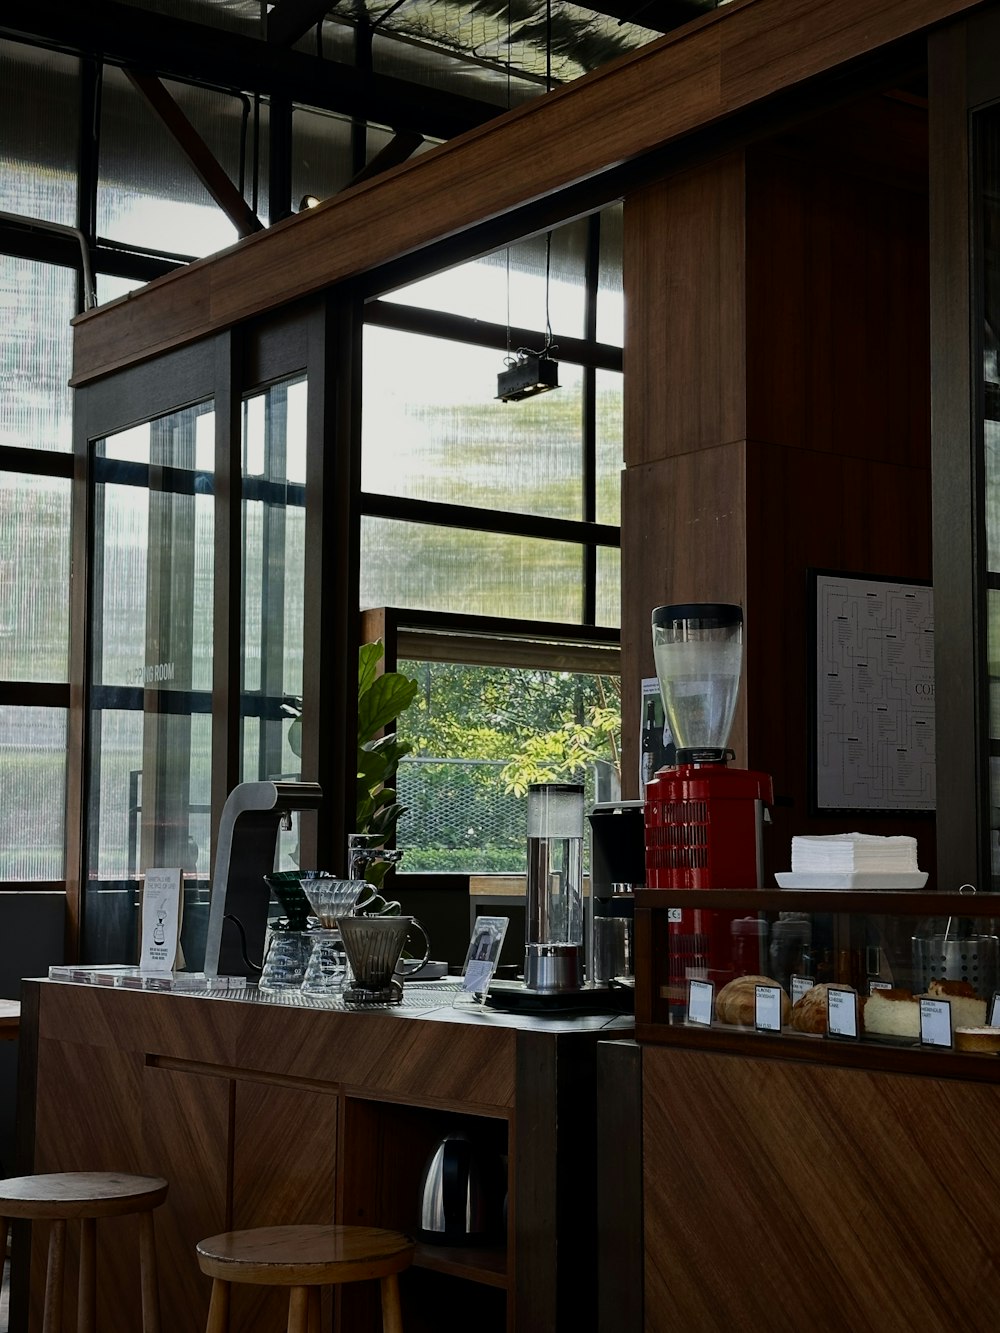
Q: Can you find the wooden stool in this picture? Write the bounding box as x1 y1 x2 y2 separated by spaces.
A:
0 1171 168 1333
196 1224 415 1333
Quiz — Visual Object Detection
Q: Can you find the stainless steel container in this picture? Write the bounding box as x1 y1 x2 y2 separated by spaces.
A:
911 933 999 996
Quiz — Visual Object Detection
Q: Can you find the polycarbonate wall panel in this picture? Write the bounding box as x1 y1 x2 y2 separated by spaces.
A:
0 473 71 681
0 41 79 226
371 30 542 108
362 327 584 519
596 369 623 527
291 107 354 209
0 258 75 453
596 545 621 628
381 221 589 334
0 706 67 879
361 517 584 621
98 66 264 256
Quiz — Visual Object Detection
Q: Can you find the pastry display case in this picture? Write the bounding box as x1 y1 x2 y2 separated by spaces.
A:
634 888 1000 1071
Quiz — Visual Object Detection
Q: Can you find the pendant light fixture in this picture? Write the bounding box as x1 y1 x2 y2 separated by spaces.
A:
496 0 559 403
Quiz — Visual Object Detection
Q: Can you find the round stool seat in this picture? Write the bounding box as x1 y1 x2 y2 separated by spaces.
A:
0 1172 168 1220
196 1224 414 1287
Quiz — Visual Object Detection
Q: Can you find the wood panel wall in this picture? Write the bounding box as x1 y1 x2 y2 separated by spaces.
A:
621 93 934 881
642 1044 1000 1331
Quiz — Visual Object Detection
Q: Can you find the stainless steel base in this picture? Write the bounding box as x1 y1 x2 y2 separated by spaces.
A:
524 944 583 993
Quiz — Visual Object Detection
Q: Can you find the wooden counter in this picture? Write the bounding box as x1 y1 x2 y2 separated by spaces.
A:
14 980 631 1333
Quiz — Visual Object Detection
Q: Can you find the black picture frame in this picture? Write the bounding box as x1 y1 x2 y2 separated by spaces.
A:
807 569 935 817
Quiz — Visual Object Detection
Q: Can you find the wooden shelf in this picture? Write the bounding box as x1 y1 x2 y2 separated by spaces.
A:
413 1242 509 1289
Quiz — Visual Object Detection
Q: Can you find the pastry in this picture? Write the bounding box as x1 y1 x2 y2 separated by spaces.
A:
715 974 790 1026
789 983 857 1035
863 987 920 1038
926 978 987 1029
954 1026 1000 1054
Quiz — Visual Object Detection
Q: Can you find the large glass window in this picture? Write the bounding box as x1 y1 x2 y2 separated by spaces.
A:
0 258 75 453
0 41 79 226
86 403 215 960
241 377 307 869
0 706 68 880
0 473 72 681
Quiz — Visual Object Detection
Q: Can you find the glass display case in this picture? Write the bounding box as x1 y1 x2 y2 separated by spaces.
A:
635 888 1000 1068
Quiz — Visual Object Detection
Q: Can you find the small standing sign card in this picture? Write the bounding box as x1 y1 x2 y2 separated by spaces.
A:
790 975 814 1006
826 988 859 1039
687 979 714 1026
460 916 509 999
920 997 953 1048
140 867 183 974
755 984 783 1032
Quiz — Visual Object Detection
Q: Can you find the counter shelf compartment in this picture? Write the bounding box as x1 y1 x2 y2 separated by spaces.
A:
338 1096 509 1333
634 889 1000 1073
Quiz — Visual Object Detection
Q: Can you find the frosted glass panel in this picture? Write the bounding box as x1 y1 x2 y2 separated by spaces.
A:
361 517 584 621
0 258 75 453
596 545 621 629
98 66 262 256
0 473 71 681
362 328 584 519
596 369 623 527
597 204 624 347
382 222 588 335
0 706 67 879
0 41 79 226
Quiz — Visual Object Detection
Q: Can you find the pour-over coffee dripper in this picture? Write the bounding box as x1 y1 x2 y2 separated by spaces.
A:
336 914 430 1006
298 877 374 998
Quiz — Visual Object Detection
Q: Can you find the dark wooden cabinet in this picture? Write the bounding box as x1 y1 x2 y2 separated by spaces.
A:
14 981 627 1333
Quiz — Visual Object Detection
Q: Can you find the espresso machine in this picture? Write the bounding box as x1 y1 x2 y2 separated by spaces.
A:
643 604 773 992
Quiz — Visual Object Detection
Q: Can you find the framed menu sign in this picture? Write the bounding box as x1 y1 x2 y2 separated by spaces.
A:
810 570 935 814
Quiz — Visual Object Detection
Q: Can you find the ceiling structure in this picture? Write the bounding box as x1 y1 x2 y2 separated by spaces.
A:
1 0 717 156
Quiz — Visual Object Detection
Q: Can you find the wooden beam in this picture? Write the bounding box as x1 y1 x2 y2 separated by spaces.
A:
73 0 983 385
124 70 264 239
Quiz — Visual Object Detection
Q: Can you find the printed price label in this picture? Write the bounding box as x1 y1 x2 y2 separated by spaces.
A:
827 988 858 1039
920 998 953 1048
790 975 814 1005
755 985 783 1032
687 979 714 1026
990 992 1000 1028
870 980 892 994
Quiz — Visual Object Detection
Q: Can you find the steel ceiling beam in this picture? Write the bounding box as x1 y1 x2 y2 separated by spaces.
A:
124 70 264 237
1 0 495 140
266 0 337 48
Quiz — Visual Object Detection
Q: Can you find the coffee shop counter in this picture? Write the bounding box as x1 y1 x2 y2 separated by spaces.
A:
14 978 631 1333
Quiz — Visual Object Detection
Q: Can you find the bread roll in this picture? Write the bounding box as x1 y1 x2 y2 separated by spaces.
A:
715 974 790 1026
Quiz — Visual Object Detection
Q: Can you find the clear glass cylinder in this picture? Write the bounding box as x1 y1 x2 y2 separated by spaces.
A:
651 603 743 755
526 783 584 948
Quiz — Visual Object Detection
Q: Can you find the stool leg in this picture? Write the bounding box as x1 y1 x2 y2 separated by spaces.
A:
41 1219 66 1333
138 1210 161 1333
205 1278 229 1333
380 1273 404 1333
77 1217 97 1333
287 1285 310 1333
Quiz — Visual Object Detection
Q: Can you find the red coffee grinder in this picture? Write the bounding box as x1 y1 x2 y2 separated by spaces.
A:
644 604 773 993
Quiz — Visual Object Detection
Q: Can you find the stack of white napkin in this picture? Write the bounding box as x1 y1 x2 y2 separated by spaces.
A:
791 832 919 874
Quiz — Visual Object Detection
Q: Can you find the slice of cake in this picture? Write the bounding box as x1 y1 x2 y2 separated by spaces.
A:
954 1027 1000 1054
925 978 987 1029
863 987 920 1038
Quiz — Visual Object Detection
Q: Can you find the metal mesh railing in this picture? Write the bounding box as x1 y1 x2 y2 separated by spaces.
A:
395 757 527 873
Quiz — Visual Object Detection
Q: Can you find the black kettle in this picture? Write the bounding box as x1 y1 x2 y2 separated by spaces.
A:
417 1133 499 1246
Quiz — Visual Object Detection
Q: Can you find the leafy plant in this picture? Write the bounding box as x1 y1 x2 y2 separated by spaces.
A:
283 640 418 887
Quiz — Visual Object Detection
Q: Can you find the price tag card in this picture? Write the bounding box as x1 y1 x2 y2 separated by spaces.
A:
755 984 783 1032
920 998 953 1048
790 975 814 1006
461 916 509 998
827 988 858 1039
140 867 182 973
990 992 1000 1028
687 979 714 1026
870 980 892 994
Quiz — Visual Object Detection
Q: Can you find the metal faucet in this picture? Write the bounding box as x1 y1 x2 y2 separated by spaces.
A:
203 780 323 977
347 832 403 883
